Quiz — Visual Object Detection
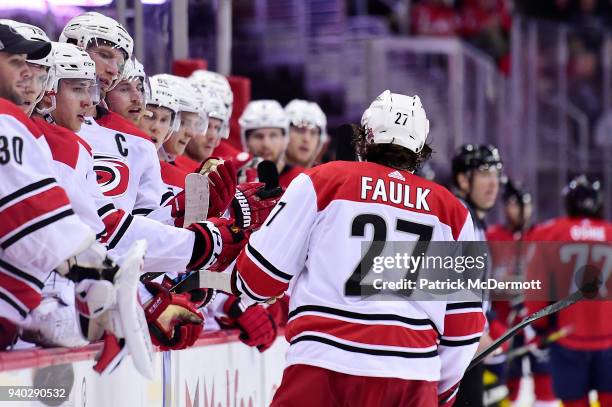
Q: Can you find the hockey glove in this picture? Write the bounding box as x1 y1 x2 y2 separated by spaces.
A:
143 281 204 350
161 275 215 309
198 158 237 218
230 182 283 231
218 295 277 352
186 217 248 272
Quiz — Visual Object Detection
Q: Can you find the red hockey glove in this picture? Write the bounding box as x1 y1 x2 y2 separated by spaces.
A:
0 317 18 350
218 295 277 352
167 190 186 227
161 275 214 309
186 217 248 272
143 282 204 350
230 182 283 231
199 159 236 218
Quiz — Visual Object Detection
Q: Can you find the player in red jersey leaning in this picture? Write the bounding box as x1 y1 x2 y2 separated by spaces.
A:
230 90 486 407
525 175 612 407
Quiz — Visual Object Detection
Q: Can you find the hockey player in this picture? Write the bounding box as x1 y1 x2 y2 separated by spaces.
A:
231 90 485 406
59 12 173 215
105 58 148 125
525 175 612 407
0 23 154 376
26 40 247 351
487 181 557 406
284 99 327 169
451 143 503 407
238 100 304 188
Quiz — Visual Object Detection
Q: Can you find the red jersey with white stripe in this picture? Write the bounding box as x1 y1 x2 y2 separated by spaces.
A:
34 118 195 273
525 217 612 350
235 161 484 392
77 110 173 215
0 99 93 323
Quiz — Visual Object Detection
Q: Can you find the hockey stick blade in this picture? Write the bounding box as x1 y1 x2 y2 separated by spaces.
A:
170 270 232 294
467 289 584 371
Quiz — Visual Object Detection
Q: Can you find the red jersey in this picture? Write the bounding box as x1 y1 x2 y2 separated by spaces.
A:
279 164 305 189
174 155 200 173
525 217 612 350
160 160 187 194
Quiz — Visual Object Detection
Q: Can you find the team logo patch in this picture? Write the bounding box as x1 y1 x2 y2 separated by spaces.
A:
93 153 130 197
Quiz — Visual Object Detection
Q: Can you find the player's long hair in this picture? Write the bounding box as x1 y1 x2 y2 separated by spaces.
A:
351 124 432 172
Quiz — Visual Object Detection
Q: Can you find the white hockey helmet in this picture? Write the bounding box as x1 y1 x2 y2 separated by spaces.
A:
59 12 133 59
189 69 233 111
361 90 430 154
190 81 230 138
147 74 181 133
118 58 151 101
285 99 328 143
239 100 289 149
0 20 52 67
189 70 233 138
154 74 209 134
39 42 100 115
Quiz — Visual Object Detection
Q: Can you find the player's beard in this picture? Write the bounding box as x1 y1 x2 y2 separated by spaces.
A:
0 81 25 105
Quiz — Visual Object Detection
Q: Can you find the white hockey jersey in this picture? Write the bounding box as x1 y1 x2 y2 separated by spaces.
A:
235 161 485 392
0 99 93 323
34 118 195 273
77 110 173 215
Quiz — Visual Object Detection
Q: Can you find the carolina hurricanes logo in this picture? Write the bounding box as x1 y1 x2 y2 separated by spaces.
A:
93 153 130 197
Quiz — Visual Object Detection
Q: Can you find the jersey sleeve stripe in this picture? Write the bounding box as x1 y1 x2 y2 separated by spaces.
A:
0 288 29 318
286 314 438 349
106 212 133 249
290 334 438 359
0 186 72 240
97 203 115 218
443 312 486 338
445 301 483 311
246 243 293 281
160 191 174 206
0 258 44 290
236 251 290 299
0 271 42 311
132 208 154 216
1 208 75 250
236 274 268 302
0 178 55 209
439 336 481 347
288 304 437 330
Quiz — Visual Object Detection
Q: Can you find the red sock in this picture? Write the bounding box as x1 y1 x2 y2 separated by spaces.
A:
533 374 556 402
598 392 612 406
507 377 521 401
562 397 589 407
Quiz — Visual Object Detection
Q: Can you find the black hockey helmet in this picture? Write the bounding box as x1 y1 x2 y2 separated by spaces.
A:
502 179 532 206
563 175 604 218
451 143 503 184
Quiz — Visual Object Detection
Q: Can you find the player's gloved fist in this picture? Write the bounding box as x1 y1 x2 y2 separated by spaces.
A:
218 295 277 352
230 182 283 231
143 282 204 351
197 158 237 218
167 190 186 227
186 217 248 272
160 275 215 309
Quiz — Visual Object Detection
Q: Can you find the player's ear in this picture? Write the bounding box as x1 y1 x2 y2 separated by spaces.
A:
457 173 470 193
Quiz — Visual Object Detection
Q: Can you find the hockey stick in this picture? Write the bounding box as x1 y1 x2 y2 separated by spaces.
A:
503 325 572 361
467 289 585 371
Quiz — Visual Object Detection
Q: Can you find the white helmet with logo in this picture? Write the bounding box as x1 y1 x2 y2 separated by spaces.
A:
238 100 289 149
154 74 209 134
59 12 133 59
361 90 430 154
190 81 230 138
189 70 233 138
119 58 150 101
147 74 181 133
39 42 99 115
0 20 52 67
285 99 327 143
